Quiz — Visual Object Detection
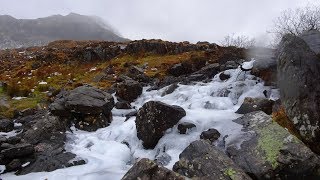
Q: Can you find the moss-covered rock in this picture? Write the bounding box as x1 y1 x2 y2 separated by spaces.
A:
227 111 320 179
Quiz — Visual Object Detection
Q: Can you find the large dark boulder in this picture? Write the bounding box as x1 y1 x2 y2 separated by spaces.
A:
136 101 186 149
227 111 320 179
122 158 185 180
173 140 251 180
236 97 274 115
49 85 115 131
277 34 320 154
0 119 14 132
116 80 143 102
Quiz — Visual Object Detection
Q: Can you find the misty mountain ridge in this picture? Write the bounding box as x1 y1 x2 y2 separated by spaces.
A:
0 13 128 49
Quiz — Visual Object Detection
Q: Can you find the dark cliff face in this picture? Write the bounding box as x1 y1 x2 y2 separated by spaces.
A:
0 13 128 49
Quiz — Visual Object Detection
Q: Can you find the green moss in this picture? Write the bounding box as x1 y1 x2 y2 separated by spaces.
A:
0 93 46 118
0 86 4 94
224 168 236 179
257 122 288 169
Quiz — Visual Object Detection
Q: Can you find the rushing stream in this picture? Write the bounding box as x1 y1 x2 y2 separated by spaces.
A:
3 60 279 180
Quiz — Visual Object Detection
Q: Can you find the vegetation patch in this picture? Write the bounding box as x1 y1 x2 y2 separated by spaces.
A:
257 122 288 169
224 168 236 179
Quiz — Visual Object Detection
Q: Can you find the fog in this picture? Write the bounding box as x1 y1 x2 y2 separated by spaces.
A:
0 0 319 44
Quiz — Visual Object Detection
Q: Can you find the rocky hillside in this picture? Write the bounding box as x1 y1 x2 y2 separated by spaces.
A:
0 39 243 118
0 13 127 49
1 32 320 180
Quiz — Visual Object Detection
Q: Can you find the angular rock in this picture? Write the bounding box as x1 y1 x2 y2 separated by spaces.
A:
6 159 22 172
64 86 114 115
161 83 179 97
1 144 34 159
18 151 76 175
191 63 220 80
177 122 196 134
0 119 14 132
49 86 115 131
236 97 274 115
219 72 231 81
122 158 185 180
200 128 221 143
227 111 320 179
126 65 150 83
22 113 67 145
167 63 190 77
173 140 251 180
277 34 320 154
136 101 186 149
116 80 143 102
13 111 83 175
115 101 132 109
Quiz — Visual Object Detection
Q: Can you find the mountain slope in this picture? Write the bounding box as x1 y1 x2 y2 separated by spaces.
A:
0 13 128 49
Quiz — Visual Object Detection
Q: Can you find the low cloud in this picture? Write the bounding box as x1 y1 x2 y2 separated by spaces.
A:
0 0 319 44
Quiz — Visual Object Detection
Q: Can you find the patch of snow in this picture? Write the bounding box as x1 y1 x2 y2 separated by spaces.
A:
12 97 27 100
89 67 97 72
21 162 30 168
39 81 47 85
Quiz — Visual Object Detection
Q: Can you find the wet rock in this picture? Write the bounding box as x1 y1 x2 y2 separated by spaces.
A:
122 158 185 180
1 144 34 159
116 80 143 102
156 76 184 89
190 63 220 80
66 159 86 167
136 101 186 149
227 111 320 179
22 113 67 145
18 150 76 175
177 122 196 134
115 101 132 109
220 60 239 71
277 34 320 154
200 128 221 143
219 72 231 81
6 159 22 172
173 140 251 180
0 143 14 151
0 119 14 132
13 111 83 175
6 136 21 145
161 83 179 97
49 86 115 131
236 97 274 115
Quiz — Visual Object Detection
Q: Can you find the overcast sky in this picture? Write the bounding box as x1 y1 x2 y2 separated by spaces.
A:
1 0 320 44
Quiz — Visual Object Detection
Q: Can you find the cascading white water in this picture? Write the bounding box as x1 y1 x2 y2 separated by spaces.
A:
2 60 279 180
